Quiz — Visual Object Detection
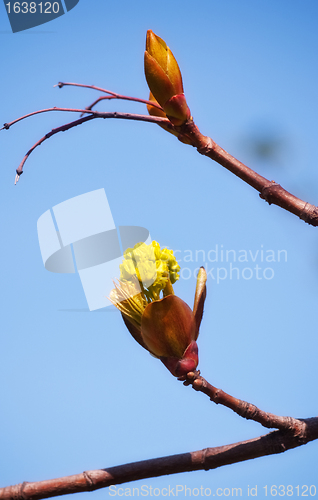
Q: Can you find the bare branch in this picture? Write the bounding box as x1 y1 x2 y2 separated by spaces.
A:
1 417 317 500
54 81 119 95
14 114 96 184
177 119 318 227
3 85 318 225
4 108 173 184
182 371 304 433
2 107 99 132
79 95 117 116
55 82 163 113
2 106 167 132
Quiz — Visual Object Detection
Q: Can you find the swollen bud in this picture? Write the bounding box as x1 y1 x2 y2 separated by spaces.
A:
147 92 192 144
163 94 191 126
161 340 199 377
144 30 191 126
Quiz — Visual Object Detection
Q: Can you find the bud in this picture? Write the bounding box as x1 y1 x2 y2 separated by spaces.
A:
193 267 207 336
110 242 207 377
144 30 191 126
141 294 198 377
147 92 192 145
146 92 167 120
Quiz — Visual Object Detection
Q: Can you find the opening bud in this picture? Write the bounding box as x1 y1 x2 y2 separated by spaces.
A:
144 30 191 126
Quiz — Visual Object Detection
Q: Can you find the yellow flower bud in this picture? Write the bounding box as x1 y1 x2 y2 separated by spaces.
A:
109 240 207 377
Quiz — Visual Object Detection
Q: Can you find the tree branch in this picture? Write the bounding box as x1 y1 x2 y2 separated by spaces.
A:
2 108 172 184
54 81 164 114
1 418 317 500
3 84 318 225
2 107 170 133
178 120 318 226
182 371 304 433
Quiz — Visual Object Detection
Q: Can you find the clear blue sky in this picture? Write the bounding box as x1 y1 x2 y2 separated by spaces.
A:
1 1 318 498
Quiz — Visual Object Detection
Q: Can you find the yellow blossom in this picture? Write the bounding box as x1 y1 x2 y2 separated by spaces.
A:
109 241 207 377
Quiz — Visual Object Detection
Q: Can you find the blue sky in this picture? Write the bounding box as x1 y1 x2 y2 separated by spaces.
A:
1 0 318 498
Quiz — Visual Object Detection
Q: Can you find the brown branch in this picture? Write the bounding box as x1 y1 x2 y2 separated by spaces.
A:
2 107 99 130
79 95 117 116
182 371 304 433
14 114 96 185
1 418 317 500
2 106 168 132
179 119 318 227
55 81 163 114
3 85 318 226
54 81 119 95
4 108 172 184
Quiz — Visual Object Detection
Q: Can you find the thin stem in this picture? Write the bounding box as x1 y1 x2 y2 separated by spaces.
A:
178 119 318 227
0 418 317 500
79 95 117 116
3 107 170 133
4 87 318 226
14 114 96 184
3 108 172 183
55 81 163 111
2 107 103 130
182 371 304 433
54 81 119 95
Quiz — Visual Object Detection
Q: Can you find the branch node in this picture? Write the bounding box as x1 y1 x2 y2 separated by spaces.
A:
1 482 29 500
20 482 28 500
3 123 10 130
259 181 281 205
196 137 214 155
299 203 310 222
201 448 210 471
290 418 307 441
212 388 222 404
237 400 252 419
83 471 94 490
299 202 318 225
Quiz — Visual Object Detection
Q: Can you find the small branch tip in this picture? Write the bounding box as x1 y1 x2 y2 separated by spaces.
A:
15 171 22 185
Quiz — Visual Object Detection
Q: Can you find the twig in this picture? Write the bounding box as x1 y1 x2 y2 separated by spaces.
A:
4 109 172 184
177 119 318 226
0 417 317 500
53 81 119 95
182 371 304 433
3 86 318 226
14 114 96 185
55 82 163 114
79 95 117 116
1 107 101 131
2 106 167 132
